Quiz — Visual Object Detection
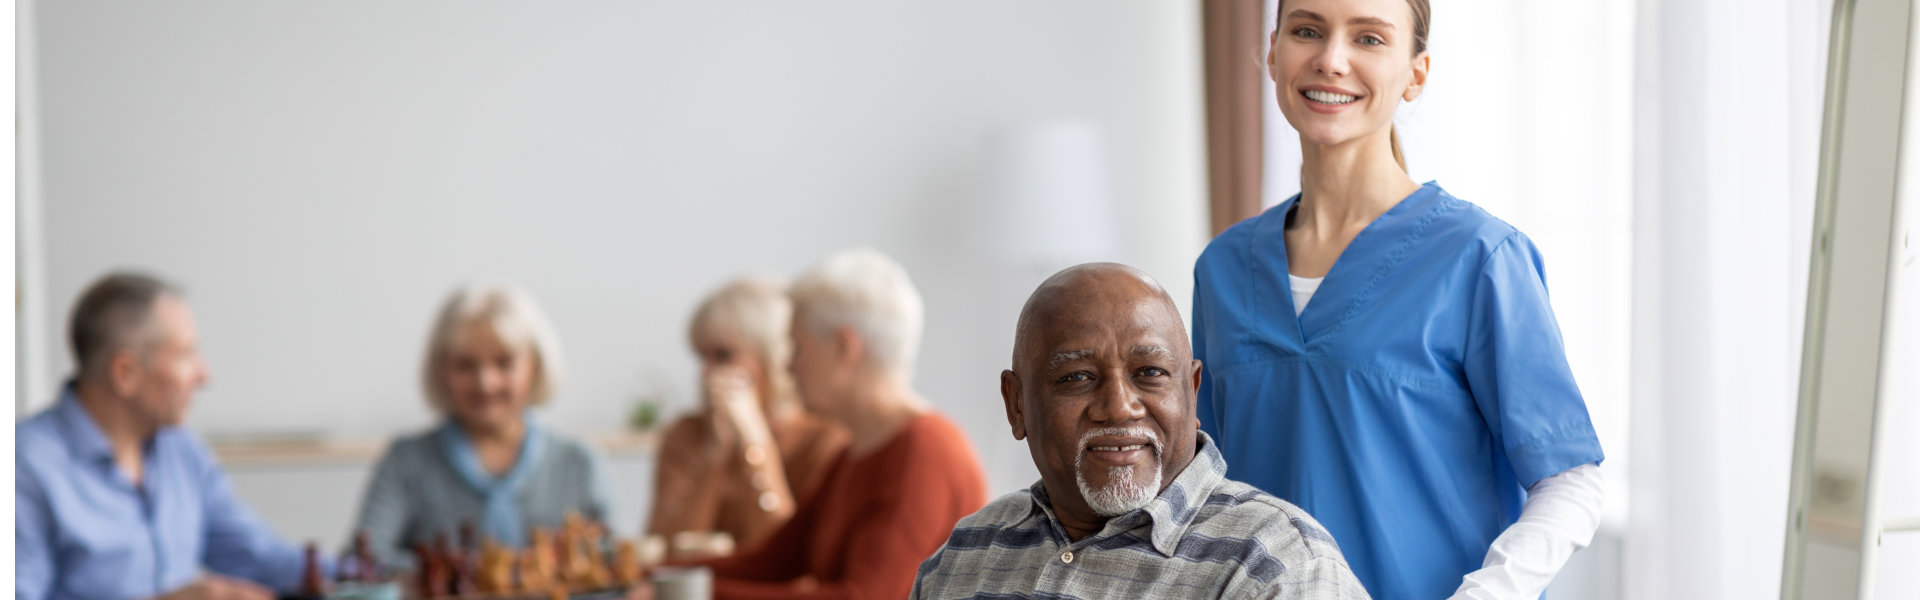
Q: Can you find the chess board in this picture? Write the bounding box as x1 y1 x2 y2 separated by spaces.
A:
299 512 650 600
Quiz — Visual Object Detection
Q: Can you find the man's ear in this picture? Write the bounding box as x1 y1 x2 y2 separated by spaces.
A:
1190 359 1205 429
107 349 143 398
1001 370 1027 441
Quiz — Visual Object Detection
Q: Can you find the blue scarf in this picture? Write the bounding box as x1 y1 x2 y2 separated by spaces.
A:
435 417 546 547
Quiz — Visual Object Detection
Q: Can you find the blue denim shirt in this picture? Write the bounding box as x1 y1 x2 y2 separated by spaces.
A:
15 386 308 600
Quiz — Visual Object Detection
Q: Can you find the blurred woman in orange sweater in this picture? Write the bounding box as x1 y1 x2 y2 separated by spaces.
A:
697 248 987 600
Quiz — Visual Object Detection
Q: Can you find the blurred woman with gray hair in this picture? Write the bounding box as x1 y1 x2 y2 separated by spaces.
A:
686 248 985 600
646 277 849 559
350 283 609 568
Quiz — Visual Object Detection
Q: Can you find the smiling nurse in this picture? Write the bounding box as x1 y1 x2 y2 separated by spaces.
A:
1190 0 1606 598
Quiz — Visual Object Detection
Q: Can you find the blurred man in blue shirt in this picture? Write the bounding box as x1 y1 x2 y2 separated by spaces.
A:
16 272 310 600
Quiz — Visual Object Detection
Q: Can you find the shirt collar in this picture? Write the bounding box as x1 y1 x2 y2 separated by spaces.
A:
52 382 118 464
1023 431 1231 557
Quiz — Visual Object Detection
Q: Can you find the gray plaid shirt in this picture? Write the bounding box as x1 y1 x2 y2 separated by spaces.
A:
911 433 1370 600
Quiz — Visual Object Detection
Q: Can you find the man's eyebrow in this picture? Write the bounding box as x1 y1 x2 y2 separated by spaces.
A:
1131 345 1175 361
1046 349 1094 371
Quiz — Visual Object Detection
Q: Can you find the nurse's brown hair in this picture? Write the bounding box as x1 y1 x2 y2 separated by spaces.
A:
1277 0 1430 172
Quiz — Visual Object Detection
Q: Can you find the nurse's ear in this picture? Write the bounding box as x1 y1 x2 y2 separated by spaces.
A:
1403 51 1430 102
1267 30 1282 82
1001 369 1028 441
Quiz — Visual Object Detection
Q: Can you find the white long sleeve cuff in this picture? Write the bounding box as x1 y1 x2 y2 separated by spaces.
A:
1446 462 1605 600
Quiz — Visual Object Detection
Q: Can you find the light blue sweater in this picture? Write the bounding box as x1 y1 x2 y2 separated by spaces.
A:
349 426 610 568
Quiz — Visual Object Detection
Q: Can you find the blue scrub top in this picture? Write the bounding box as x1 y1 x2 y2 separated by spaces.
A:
1191 182 1604 599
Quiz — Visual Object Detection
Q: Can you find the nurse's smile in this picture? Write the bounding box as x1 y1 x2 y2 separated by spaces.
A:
1301 85 1364 113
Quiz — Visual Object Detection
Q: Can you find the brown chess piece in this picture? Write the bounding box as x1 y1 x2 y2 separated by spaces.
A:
611 540 643 587
561 525 598 589
553 527 575 586
581 532 611 589
449 521 479 595
409 543 430 596
447 547 474 596
516 547 547 593
300 542 327 597
561 511 589 548
520 530 558 594
352 530 380 583
429 534 455 598
474 539 515 594
458 521 477 552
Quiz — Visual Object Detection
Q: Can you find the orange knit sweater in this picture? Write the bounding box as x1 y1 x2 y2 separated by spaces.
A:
702 412 987 600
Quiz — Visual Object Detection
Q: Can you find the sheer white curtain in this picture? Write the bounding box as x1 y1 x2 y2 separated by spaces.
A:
1627 0 1828 598
1259 0 1830 598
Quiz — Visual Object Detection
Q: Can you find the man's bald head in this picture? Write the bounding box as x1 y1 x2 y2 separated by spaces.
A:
1011 263 1187 371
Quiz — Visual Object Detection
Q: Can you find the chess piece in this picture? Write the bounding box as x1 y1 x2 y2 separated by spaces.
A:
409 543 427 594
448 548 474 596
561 540 588 587
430 534 455 597
351 530 381 583
300 543 327 597
335 549 361 584
562 529 598 589
534 528 558 565
562 511 592 551
581 531 611 589
412 542 447 598
611 540 643 587
458 520 477 552
472 539 511 593
587 562 612 590
449 522 478 594
517 547 548 592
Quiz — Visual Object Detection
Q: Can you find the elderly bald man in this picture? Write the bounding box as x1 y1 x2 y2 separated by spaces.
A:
912 263 1368 600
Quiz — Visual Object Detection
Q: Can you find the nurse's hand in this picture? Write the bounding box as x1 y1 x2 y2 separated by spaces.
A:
154 576 274 600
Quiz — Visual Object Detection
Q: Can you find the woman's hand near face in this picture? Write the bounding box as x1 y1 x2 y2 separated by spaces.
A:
702 366 773 462
703 364 798 542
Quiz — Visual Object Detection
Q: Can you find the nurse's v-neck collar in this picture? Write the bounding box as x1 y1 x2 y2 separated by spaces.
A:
1254 181 1445 347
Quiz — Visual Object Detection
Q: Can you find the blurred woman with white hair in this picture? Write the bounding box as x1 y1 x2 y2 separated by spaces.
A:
351 284 609 568
687 248 986 600
646 277 849 559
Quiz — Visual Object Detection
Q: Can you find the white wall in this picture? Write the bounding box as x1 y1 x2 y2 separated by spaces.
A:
24 0 1208 544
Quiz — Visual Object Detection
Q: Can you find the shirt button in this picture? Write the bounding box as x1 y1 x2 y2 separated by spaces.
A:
1060 550 1074 564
